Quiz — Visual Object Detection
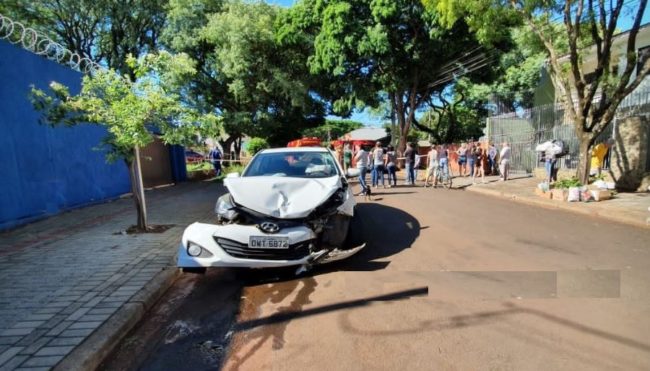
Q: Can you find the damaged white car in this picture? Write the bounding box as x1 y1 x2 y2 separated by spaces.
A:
178 147 365 274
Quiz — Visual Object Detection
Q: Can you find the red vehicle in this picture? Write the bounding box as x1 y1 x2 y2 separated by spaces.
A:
287 137 322 147
185 150 205 164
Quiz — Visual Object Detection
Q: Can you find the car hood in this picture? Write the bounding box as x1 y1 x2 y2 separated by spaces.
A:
224 176 341 219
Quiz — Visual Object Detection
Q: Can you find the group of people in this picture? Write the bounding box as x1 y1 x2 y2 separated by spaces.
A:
539 137 615 184
348 142 400 191
344 140 513 194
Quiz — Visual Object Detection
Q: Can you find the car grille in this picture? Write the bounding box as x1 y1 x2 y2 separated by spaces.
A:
215 237 313 260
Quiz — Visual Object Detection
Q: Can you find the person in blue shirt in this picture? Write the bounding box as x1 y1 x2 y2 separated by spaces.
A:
208 147 223 176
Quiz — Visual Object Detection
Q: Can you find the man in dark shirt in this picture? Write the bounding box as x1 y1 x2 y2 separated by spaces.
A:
404 142 416 185
209 147 222 177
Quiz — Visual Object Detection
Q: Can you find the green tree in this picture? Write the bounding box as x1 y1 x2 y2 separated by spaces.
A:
414 91 486 144
0 0 167 75
164 0 327 152
30 52 219 230
428 0 650 183
302 119 364 142
246 137 270 155
280 0 512 154
455 26 547 112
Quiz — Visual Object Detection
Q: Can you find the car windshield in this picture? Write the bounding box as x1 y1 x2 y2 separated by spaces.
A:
243 151 340 178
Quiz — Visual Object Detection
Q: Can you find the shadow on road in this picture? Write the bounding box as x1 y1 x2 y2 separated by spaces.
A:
102 202 420 371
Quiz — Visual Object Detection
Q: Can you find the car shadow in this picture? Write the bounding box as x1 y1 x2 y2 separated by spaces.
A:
316 202 420 274
232 202 420 281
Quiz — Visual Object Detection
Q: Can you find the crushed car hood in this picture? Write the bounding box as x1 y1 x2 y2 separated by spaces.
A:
224 176 341 219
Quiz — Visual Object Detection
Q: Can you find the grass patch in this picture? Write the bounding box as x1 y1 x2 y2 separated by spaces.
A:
187 161 213 172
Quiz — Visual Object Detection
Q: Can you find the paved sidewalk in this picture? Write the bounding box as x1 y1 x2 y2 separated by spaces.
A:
452 174 650 229
0 181 222 370
385 169 649 228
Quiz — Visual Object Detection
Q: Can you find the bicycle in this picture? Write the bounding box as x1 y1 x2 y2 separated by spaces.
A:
434 164 453 189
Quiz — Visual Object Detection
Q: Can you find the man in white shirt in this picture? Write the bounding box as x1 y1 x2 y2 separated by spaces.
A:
355 145 369 194
499 142 511 181
424 146 438 188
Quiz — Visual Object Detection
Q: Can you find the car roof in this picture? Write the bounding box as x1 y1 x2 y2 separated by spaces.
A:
259 147 330 154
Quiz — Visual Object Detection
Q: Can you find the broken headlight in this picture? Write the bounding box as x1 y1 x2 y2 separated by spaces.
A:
215 194 237 221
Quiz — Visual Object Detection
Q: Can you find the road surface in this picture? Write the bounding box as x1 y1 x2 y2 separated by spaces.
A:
102 184 650 371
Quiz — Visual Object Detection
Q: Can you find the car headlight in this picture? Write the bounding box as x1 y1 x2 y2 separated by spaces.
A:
215 194 237 220
186 242 213 258
187 242 203 257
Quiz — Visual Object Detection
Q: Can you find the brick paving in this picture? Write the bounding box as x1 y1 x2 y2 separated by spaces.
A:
0 181 222 370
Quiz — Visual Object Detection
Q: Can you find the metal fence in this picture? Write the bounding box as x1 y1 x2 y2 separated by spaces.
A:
486 87 650 174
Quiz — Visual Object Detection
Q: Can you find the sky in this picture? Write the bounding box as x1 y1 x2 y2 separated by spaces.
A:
265 0 650 127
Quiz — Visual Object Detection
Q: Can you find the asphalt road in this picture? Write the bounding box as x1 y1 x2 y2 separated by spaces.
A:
102 185 650 371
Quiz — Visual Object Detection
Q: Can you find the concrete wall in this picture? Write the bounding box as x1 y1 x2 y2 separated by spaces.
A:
0 40 131 230
610 116 650 191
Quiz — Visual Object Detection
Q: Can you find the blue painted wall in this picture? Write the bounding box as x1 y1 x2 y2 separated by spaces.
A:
0 40 131 230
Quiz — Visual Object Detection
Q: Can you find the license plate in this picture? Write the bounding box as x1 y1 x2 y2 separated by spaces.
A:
249 236 289 249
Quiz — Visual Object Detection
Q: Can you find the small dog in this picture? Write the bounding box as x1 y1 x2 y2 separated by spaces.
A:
362 185 372 201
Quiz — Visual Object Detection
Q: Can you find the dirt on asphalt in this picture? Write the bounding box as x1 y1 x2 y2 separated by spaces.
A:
103 184 650 371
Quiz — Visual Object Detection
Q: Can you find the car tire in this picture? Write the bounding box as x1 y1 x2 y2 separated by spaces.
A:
343 212 365 250
181 267 207 274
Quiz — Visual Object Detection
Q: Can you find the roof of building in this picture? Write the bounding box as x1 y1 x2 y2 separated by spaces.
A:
340 127 389 141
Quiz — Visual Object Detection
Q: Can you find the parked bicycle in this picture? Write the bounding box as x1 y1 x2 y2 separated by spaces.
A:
436 164 453 189
424 164 452 189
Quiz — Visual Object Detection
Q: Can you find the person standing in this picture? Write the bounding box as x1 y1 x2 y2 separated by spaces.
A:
467 142 476 178
371 142 386 188
590 138 615 176
473 144 486 184
424 145 439 188
545 141 559 183
488 142 497 175
439 144 449 179
499 142 511 181
208 146 223 177
385 145 397 187
404 142 416 185
414 151 422 184
343 142 352 172
354 145 369 194
456 143 468 177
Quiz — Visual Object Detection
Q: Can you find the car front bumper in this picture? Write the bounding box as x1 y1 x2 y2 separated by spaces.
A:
177 222 319 268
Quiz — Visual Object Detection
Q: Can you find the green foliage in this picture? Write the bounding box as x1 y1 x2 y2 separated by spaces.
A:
222 163 246 178
422 0 520 44
302 119 364 141
281 0 504 152
455 26 546 111
0 0 167 74
163 0 326 147
553 177 583 189
246 137 270 155
29 51 220 163
187 161 212 172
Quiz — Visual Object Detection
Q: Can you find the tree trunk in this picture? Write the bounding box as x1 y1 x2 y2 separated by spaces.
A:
219 135 237 164
126 157 148 231
395 104 408 154
575 135 593 185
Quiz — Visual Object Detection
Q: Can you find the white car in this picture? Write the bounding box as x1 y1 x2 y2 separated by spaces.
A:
177 147 365 274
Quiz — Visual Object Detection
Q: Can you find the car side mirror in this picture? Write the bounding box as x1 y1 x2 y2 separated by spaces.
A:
226 172 240 178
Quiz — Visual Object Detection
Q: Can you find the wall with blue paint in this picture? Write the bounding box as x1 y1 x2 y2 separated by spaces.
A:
0 40 131 230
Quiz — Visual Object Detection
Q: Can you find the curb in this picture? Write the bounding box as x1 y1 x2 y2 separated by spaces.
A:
53 266 181 371
466 186 649 229
465 185 650 229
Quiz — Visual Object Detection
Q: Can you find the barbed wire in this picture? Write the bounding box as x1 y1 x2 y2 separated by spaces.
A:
0 13 103 74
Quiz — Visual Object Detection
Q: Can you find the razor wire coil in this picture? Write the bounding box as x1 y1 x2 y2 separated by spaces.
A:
0 13 103 74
